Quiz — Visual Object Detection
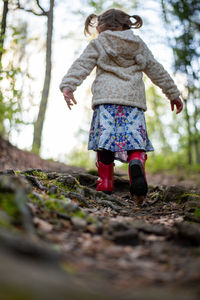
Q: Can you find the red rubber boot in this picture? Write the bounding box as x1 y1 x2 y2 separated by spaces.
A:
128 151 148 197
96 159 114 194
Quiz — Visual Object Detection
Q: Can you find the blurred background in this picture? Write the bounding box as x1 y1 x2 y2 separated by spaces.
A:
0 0 199 175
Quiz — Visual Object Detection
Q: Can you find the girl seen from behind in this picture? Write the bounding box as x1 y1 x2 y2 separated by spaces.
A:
60 8 183 204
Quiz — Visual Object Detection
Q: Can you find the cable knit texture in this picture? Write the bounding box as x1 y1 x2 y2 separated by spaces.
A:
60 30 180 111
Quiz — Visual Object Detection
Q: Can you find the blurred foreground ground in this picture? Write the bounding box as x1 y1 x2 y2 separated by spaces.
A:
0 137 200 300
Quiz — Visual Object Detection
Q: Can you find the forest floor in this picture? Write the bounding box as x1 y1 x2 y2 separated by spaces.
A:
0 137 200 300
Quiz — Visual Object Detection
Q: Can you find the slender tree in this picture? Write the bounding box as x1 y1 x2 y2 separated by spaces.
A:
0 0 9 66
161 0 200 164
17 0 54 154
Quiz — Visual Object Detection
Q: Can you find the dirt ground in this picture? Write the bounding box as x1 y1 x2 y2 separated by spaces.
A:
0 136 200 300
0 136 199 188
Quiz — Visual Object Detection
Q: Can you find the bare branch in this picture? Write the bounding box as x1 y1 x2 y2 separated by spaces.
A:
36 0 48 14
17 1 47 16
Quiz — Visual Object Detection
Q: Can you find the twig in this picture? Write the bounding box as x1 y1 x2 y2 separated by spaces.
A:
17 0 47 16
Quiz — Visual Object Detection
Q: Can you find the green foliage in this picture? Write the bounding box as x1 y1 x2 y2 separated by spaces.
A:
68 144 96 169
161 0 200 165
78 0 138 17
145 83 172 153
0 21 30 138
146 151 200 174
0 67 23 136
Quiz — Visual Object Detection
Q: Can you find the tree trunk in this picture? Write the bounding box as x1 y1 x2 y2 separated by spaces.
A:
0 0 9 66
32 0 54 154
183 98 193 165
193 102 200 164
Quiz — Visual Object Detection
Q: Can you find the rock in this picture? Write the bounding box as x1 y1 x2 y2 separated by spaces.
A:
48 185 58 194
64 191 88 207
107 228 139 245
163 185 188 202
87 222 103 234
59 200 79 213
33 217 53 233
175 222 200 245
47 172 59 179
0 210 12 226
0 169 15 175
183 199 200 223
96 199 121 212
57 175 79 189
104 221 139 245
74 173 97 187
112 176 130 193
0 175 34 233
184 212 200 223
25 175 47 191
134 222 170 236
71 217 87 230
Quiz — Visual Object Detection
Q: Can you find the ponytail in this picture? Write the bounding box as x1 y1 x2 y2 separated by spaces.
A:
84 13 98 35
130 15 143 29
84 10 143 35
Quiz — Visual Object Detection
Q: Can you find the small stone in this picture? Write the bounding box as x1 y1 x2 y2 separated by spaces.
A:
47 172 59 179
33 217 53 233
0 169 15 175
0 210 12 224
71 217 87 229
176 222 200 245
57 175 79 188
163 185 188 202
48 185 58 194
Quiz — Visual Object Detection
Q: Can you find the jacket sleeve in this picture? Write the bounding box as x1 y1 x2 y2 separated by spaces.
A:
59 39 99 92
141 40 180 101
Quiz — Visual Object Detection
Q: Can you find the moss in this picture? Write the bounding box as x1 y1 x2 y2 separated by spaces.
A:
54 181 71 191
61 262 77 275
71 210 87 219
87 216 97 224
28 193 44 206
48 193 65 200
194 209 200 218
179 193 200 201
88 169 98 176
44 199 66 214
0 192 19 217
150 192 160 200
32 170 48 180
0 214 11 228
15 170 21 175
49 180 78 193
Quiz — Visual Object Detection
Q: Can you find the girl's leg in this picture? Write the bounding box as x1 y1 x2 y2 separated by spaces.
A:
127 150 148 199
97 150 115 165
96 150 114 194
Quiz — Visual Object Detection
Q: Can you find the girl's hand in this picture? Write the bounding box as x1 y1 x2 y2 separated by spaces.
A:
62 88 77 110
170 97 183 114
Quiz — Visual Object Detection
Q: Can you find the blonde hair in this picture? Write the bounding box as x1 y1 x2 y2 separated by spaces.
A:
84 8 143 35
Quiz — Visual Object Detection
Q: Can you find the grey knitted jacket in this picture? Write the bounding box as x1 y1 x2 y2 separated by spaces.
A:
60 29 180 111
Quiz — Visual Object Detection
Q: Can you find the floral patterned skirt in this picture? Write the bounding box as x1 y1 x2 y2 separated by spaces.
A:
88 104 154 162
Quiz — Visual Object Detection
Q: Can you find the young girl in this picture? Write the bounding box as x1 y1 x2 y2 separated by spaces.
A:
59 9 183 201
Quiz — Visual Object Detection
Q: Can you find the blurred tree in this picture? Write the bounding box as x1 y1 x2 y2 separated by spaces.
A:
17 0 55 154
161 0 200 164
0 0 8 65
0 1 30 137
145 84 171 153
77 0 138 16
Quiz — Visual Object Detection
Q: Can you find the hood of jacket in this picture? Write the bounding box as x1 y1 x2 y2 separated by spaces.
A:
97 29 145 68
